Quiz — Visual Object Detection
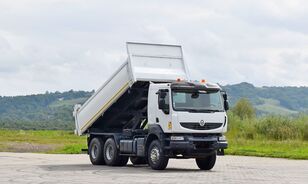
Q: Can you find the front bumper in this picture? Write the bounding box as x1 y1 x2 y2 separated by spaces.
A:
164 135 228 158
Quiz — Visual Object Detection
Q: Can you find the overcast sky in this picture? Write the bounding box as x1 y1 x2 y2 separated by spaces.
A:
0 0 307 96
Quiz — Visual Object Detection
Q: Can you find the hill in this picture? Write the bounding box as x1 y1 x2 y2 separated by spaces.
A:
0 82 307 130
0 90 93 130
223 82 308 115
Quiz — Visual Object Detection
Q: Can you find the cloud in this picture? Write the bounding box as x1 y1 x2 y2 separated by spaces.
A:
0 0 307 96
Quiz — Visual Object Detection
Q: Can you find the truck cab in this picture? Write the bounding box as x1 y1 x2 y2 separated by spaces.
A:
143 81 228 169
148 81 228 134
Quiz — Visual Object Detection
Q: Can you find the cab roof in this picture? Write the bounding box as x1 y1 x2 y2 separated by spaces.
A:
171 81 221 91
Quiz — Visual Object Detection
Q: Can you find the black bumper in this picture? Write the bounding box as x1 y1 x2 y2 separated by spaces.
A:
164 135 228 158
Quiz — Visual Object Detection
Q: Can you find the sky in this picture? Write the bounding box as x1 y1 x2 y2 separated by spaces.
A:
0 0 307 96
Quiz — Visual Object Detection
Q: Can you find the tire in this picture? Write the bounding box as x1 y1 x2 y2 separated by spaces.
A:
130 157 147 165
195 152 216 170
103 138 128 166
89 137 106 165
147 140 169 170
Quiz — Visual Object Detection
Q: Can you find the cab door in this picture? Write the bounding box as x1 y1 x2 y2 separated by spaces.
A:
156 89 172 133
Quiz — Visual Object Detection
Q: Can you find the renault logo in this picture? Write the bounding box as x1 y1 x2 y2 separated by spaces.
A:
200 120 205 126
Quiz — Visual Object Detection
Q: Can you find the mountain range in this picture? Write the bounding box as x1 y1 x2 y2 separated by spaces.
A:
0 82 307 130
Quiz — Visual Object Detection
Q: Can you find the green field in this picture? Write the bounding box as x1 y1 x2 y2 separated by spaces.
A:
0 130 86 154
224 109 308 159
226 139 308 159
0 129 307 159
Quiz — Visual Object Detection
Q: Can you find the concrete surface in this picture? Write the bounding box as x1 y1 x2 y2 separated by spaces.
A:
0 152 307 184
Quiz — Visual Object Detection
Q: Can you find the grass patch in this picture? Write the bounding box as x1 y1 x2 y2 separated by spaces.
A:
226 138 308 159
225 111 308 159
0 129 86 154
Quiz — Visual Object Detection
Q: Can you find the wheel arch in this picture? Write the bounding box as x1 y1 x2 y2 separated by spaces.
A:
145 124 166 156
145 134 159 152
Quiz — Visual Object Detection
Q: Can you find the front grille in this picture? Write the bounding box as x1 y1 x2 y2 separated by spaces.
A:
180 122 223 130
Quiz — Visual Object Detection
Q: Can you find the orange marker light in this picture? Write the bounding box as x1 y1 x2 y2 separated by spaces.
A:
201 79 206 83
168 122 172 130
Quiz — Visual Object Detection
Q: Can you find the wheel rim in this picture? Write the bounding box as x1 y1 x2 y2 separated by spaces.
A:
106 144 114 161
150 146 160 164
91 144 98 160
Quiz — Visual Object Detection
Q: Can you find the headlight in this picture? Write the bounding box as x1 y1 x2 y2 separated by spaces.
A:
170 136 184 141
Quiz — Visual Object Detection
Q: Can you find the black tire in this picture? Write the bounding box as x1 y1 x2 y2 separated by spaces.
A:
147 140 169 170
130 157 147 165
89 137 106 165
195 152 216 170
103 138 128 166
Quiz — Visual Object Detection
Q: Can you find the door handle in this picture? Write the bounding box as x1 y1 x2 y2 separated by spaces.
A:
156 117 159 123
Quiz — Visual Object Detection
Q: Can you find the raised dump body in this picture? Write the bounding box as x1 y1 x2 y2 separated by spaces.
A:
73 42 189 135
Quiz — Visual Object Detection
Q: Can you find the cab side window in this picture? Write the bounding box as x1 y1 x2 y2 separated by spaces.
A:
157 89 170 114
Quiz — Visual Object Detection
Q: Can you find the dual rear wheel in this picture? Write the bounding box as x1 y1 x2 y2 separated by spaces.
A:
89 137 128 166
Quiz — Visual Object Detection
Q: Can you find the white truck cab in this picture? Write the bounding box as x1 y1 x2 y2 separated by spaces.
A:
148 82 228 134
73 42 229 170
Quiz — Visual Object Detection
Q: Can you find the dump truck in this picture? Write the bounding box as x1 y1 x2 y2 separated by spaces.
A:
73 42 229 170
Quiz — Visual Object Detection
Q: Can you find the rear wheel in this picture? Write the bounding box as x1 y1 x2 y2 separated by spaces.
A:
130 157 147 165
147 140 169 170
103 138 128 166
89 137 105 165
195 152 216 170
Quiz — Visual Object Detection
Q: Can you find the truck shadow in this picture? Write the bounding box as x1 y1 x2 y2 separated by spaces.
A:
39 164 208 173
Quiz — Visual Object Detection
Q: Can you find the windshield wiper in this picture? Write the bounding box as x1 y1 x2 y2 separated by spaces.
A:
187 109 199 113
196 109 217 113
178 108 199 112
203 109 222 112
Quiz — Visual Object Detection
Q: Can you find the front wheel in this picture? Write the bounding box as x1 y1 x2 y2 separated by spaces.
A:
147 140 169 170
195 152 216 170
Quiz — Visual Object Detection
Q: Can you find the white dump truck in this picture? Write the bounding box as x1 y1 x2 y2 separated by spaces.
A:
73 42 229 170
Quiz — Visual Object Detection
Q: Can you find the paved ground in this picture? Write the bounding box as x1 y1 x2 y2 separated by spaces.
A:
0 153 308 184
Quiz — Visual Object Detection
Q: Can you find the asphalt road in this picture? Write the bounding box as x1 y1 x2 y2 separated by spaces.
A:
0 152 307 184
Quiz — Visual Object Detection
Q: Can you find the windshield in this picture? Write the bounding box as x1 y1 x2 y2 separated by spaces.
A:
172 90 224 112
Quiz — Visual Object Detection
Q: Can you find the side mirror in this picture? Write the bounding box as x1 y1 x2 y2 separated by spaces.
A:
224 100 229 111
222 92 229 111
